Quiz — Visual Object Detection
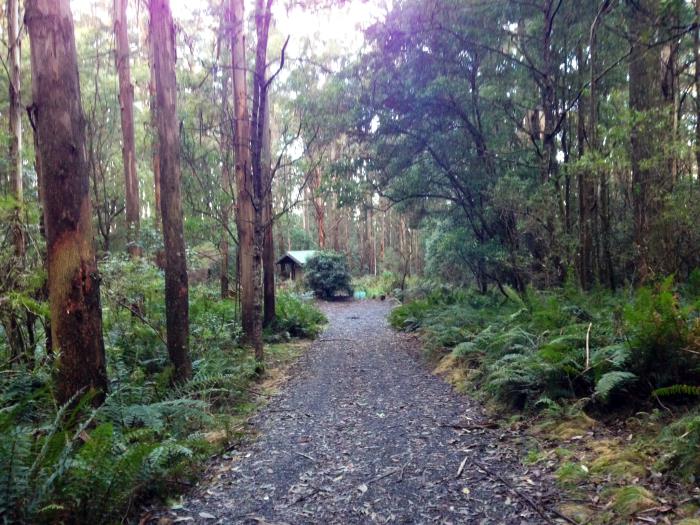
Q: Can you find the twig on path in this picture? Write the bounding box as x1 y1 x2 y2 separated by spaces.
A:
456 455 469 479
318 338 355 343
369 467 401 484
398 462 409 482
293 451 316 462
441 422 498 431
472 460 579 525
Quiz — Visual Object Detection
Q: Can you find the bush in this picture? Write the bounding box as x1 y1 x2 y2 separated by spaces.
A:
271 293 327 339
305 251 353 299
624 277 700 390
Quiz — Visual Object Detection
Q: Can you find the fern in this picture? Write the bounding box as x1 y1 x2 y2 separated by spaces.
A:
595 371 637 402
653 384 700 398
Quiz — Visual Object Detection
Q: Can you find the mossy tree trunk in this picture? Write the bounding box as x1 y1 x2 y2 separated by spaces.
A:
149 0 192 382
25 0 107 404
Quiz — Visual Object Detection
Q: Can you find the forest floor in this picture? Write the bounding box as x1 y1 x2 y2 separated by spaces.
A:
150 300 566 524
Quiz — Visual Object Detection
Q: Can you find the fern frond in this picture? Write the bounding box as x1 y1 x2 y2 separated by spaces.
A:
653 384 700 398
595 371 637 402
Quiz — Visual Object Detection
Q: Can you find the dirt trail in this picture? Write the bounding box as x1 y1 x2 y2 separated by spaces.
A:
163 300 560 524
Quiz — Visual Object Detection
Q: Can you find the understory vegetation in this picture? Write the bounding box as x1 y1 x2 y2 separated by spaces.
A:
0 256 325 524
304 251 354 299
390 276 700 493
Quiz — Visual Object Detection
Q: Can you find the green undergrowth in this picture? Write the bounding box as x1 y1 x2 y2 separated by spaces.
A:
391 275 700 412
353 271 403 299
0 255 323 524
391 275 700 521
268 292 327 339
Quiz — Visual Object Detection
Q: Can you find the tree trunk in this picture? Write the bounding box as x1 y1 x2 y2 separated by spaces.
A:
589 1 614 290
114 0 140 256
220 24 232 299
231 0 263 358
311 166 325 248
149 0 192 382
540 0 558 184
661 4 679 188
26 0 107 404
262 93 276 327
696 0 700 179
28 103 52 355
148 33 162 231
627 0 664 283
8 0 23 258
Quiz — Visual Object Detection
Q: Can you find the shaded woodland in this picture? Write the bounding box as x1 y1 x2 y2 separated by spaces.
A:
2 0 700 523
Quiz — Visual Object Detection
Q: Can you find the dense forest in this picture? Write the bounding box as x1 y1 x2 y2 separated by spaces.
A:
2 0 700 523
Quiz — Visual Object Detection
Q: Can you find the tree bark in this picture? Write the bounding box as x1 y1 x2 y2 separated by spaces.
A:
311 165 325 248
230 0 263 358
591 1 615 290
262 93 276 327
627 0 664 283
149 0 192 381
25 0 107 404
148 32 162 231
696 0 700 180
577 44 594 290
114 0 140 256
220 15 232 299
8 0 23 258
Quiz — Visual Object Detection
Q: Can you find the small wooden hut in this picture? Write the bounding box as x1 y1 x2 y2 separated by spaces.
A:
276 250 318 281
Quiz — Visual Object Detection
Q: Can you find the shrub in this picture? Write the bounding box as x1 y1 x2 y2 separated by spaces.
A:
271 292 327 339
305 251 353 299
624 277 700 391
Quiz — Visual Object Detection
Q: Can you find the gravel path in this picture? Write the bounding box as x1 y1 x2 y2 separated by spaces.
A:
163 300 560 524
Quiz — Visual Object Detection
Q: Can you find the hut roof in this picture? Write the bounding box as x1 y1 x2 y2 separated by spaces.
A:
276 250 318 266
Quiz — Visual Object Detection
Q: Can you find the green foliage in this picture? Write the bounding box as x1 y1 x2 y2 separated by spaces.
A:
305 251 353 299
0 255 317 522
652 384 700 398
623 277 700 390
594 372 637 402
392 277 700 410
353 271 399 299
0 374 205 524
270 292 327 339
658 413 700 480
